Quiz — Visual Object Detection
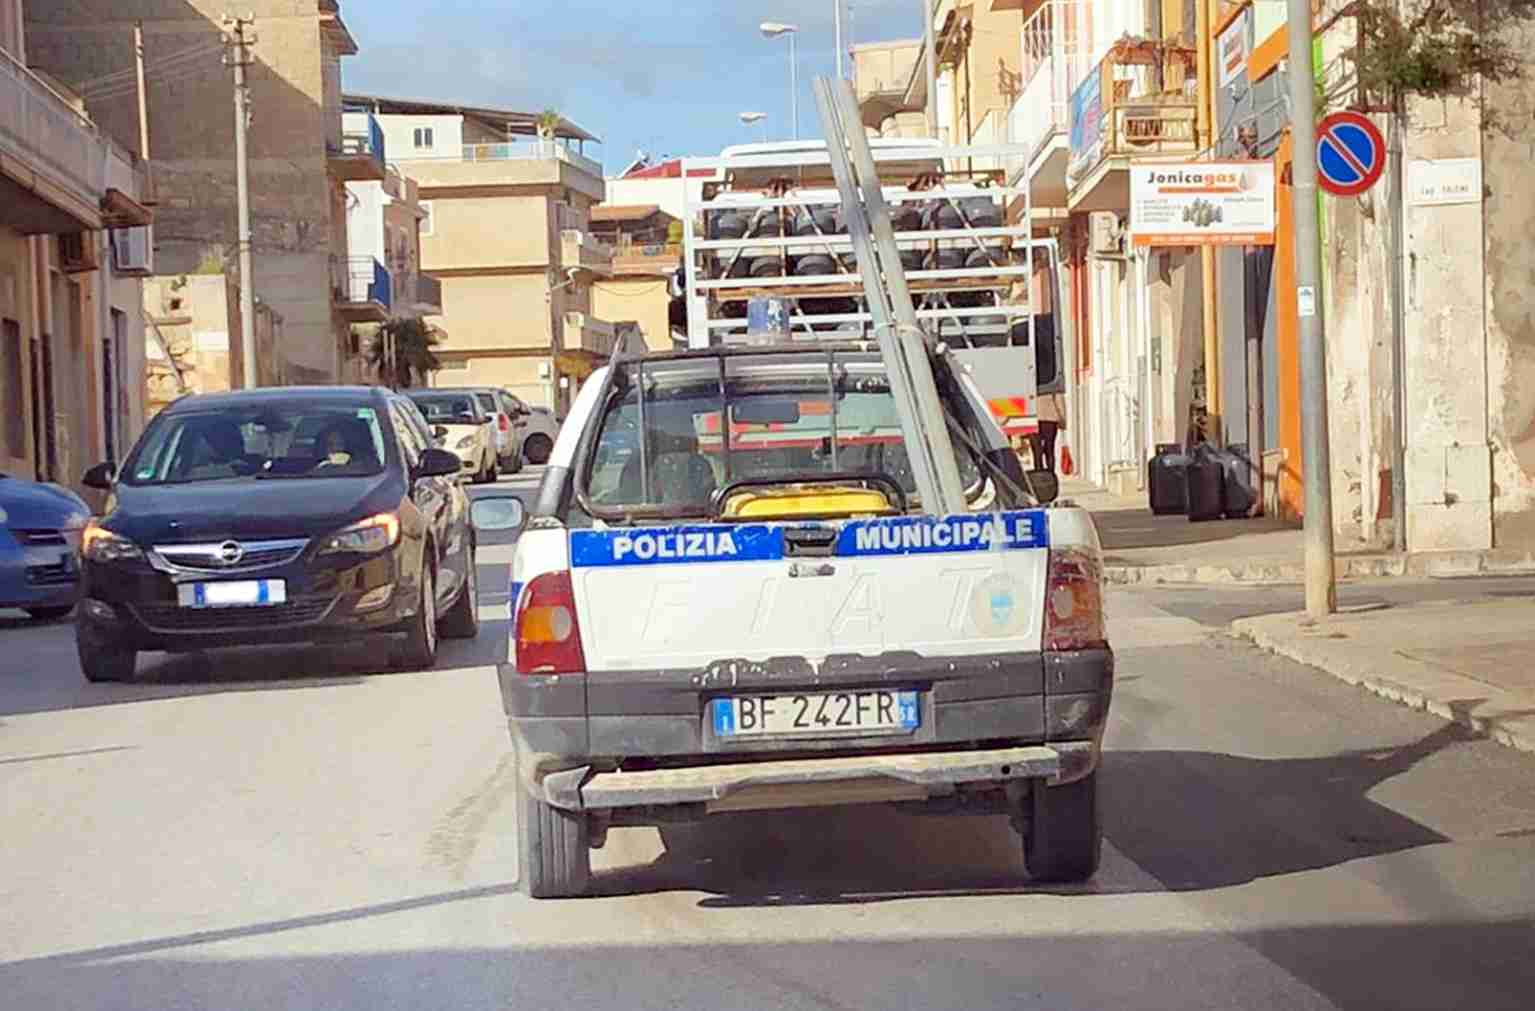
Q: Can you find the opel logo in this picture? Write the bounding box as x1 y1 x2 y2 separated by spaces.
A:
217 541 244 566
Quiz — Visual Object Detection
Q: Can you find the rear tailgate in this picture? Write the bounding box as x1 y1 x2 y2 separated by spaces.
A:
569 509 1048 671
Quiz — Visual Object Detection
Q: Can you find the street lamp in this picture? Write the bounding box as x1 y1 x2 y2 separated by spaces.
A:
759 21 799 140
739 110 768 142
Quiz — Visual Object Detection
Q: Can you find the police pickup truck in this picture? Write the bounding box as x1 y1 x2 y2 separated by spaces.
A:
502 342 1113 897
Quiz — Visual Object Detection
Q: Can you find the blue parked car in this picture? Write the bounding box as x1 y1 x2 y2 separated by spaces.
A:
0 472 92 621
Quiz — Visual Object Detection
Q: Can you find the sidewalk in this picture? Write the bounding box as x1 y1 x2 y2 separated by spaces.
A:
1233 598 1535 753
1063 480 1535 585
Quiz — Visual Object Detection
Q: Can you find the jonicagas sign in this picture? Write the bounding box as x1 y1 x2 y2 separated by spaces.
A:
1130 162 1276 246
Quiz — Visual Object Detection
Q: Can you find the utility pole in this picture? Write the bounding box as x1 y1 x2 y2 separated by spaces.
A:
223 14 258 390
1387 96 1408 552
1285 0 1336 618
835 0 844 80
133 22 150 159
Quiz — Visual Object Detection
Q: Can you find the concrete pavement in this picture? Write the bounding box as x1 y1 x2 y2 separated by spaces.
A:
4 566 1534 1009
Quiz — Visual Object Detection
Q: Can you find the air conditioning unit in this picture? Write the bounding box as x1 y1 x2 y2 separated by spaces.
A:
58 232 100 274
1089 212 1126 259
110 226 154 275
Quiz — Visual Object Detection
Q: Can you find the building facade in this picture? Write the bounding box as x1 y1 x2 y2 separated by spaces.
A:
2 1 154 501
24 0 365 385
355 95 610 414
589 203 680 353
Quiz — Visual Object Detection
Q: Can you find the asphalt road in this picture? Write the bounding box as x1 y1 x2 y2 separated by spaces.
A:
3 477 1533 1010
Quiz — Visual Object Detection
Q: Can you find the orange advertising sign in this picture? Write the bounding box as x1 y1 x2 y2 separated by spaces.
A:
1129 162 1277 247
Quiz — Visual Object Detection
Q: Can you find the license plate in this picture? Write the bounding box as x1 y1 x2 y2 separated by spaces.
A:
177 580 287 608
712 690 920 738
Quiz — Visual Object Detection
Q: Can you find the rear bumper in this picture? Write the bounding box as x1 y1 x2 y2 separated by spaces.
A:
499 647 1113 806
538 743 1094 812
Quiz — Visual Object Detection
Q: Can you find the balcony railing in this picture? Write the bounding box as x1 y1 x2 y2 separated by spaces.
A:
332 255 391 320
457 139 603 177
612 241 682 274
329 113 387 180
560 229 613 276
1008 0 1095 178
563 311 616 356
0 45 108 228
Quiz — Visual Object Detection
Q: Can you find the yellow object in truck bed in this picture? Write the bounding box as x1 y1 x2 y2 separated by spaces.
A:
721 485 898 520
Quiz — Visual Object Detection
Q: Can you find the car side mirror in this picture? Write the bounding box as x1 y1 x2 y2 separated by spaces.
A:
416 447 461 479
470 495 526 533
82 462 116 490
1027 469 1060 505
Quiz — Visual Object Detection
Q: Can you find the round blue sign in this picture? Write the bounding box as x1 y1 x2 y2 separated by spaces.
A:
1316 111 1386 197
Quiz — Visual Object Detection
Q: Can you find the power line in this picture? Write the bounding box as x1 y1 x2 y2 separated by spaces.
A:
78 40 220 92
84 47 222 103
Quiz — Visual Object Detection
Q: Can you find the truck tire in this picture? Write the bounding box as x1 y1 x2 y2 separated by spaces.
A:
518 781 591 898
1023 771 1101 883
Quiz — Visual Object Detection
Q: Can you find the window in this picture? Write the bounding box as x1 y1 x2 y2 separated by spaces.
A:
419 200 434 237
1 319 23 461
413 126 434 150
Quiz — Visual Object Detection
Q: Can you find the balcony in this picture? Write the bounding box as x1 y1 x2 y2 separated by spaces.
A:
460 140 603 178
404 272 442 315
329 113 387 182
1005 0 1098 208
1065 38 1200 213
332 255 391 323
0 46 109 233
561 229 613 277
562 311 617 357
611 240 682 276
852 39 923 128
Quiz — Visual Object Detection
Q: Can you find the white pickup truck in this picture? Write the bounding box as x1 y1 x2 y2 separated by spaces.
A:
502 341 1113 897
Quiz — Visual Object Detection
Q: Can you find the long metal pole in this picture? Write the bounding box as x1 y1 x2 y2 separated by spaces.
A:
227 17 257 390
1387 98 1408 551
790 32 800 140
133 22 150 159
924 0 938 139
835 1 844 80
1285 0 1336 618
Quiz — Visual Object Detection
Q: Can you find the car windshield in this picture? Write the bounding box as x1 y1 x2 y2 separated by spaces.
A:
121 403 389 485
409 395 480 424
583 351 983 517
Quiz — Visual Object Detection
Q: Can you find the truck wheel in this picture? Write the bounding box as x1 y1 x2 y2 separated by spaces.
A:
1023 772 1101 883
518 781 591 898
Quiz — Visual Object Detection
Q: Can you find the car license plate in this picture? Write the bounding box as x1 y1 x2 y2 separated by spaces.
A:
177 580 287 608
712 690 920 738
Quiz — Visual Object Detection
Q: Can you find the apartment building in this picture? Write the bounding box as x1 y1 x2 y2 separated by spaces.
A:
2 1 154 499
589 204 680 353
24 0 366 385
355 95 610 413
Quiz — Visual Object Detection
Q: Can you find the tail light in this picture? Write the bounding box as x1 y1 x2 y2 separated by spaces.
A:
514 571 587 674
1043 549 1106 651
499 413 510 432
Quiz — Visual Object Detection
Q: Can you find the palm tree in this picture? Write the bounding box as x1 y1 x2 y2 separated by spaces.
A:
535 108 561 142
368 317 444 389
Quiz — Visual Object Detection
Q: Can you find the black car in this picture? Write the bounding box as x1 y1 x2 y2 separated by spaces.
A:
73 386 520 681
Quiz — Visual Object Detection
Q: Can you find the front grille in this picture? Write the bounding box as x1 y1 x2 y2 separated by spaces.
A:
132 598 336 633
13 529 67 546
26 560 77 586
152 538 310 574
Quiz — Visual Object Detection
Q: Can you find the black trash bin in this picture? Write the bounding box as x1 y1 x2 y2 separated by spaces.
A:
1149 443 1190 516
1220 443 1259 519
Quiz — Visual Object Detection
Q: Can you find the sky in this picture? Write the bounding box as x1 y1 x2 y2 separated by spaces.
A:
341 1 924 175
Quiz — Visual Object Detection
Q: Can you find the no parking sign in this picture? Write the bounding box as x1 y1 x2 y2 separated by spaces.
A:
1316 111 1386 197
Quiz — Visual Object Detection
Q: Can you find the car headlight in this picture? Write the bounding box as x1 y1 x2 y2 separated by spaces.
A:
318 513 400 555
455 434 478 450
82 521 143 563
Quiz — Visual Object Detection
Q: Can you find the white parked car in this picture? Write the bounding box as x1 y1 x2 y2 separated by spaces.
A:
404 390 498 483
496 389 560 466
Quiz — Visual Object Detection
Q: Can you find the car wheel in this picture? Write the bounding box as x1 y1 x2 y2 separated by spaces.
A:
1022 771 1101 883
518 775 591 898
392 561 438 670
76 628 136 683
438 540 480 640
26 605 75 622
525 434 553 465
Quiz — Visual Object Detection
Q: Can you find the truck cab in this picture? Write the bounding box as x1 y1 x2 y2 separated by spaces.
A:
502 340 1112 897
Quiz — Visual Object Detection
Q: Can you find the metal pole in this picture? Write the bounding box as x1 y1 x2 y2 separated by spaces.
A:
1285 0 1336 618
133 22 150 159
924 0 938 139
225 16 257 390
835 0 844 80
790 32 800 140
1387 99 1408 552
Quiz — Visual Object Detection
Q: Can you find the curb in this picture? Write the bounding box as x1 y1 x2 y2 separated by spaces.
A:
1231 618 1535 754
1106 550 1535 587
